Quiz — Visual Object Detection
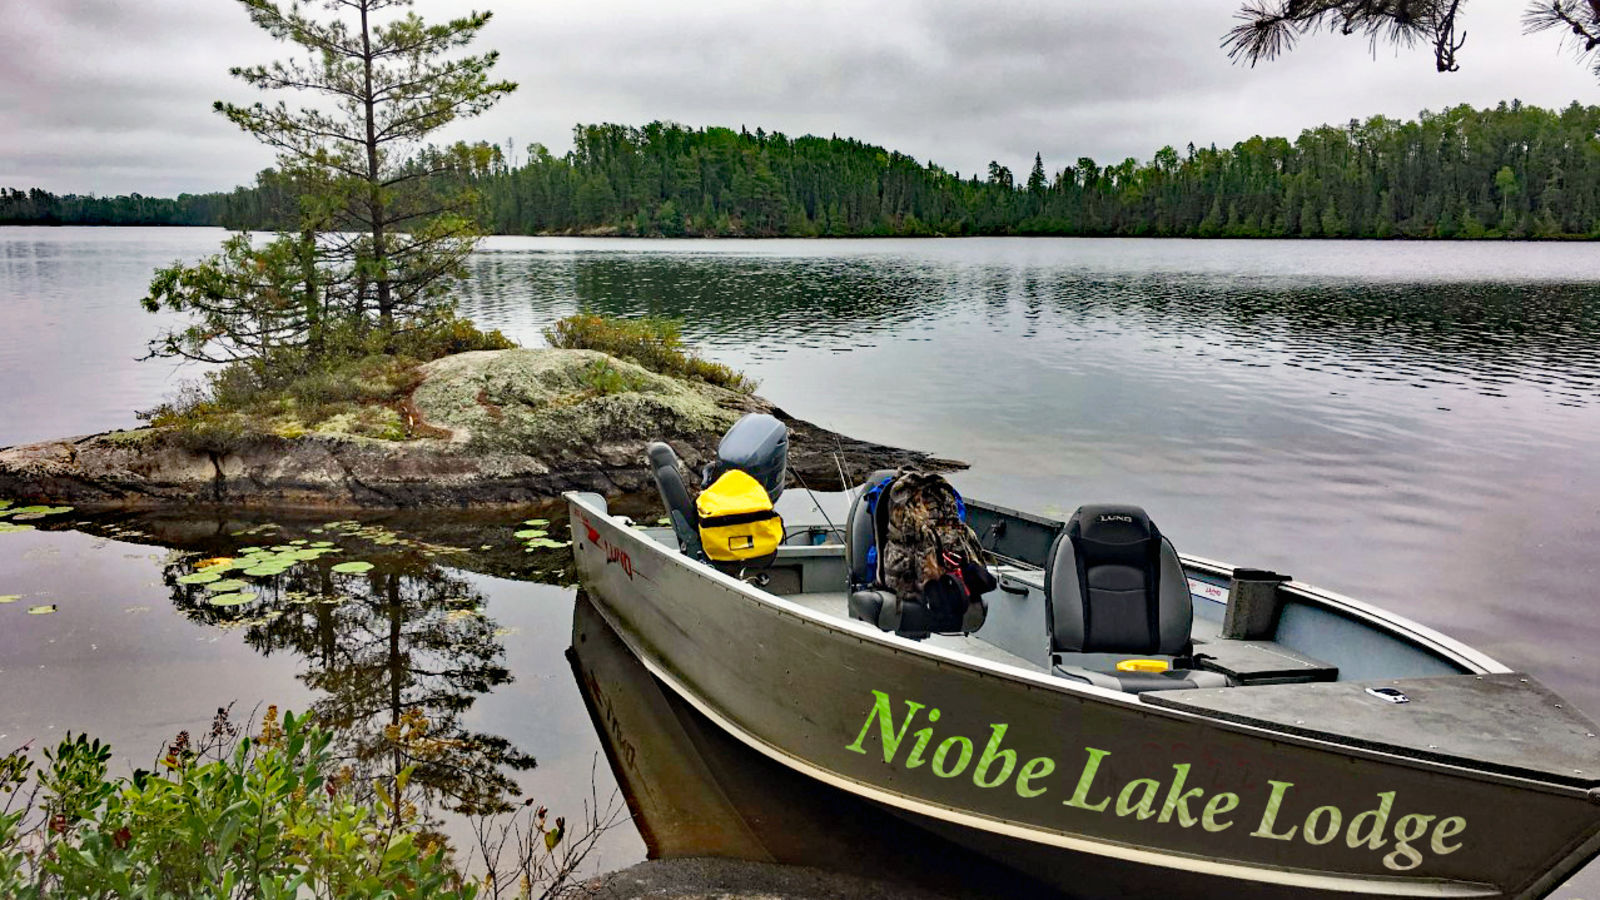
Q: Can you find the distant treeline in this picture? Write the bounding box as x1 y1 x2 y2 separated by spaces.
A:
0 187 240 227
480 101 1600 239
11 100 1600 239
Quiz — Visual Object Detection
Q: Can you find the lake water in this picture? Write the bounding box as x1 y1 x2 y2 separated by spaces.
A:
3 227 1600 894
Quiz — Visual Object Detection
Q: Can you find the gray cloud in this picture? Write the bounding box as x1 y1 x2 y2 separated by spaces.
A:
1 0 1595 196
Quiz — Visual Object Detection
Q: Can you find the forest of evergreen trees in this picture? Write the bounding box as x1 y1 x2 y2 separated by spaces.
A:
0 187 239 226
9 100 1600 239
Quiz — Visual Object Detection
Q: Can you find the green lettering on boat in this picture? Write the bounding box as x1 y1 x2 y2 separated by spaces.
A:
1063 747 1113 812
845 690 925 764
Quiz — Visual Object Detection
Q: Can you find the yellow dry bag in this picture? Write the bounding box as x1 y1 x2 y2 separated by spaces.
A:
696 469 784 563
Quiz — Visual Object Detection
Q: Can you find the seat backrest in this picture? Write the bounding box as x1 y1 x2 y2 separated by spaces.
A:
845 470 896 589
647 441 703 559
1044 504 1192 656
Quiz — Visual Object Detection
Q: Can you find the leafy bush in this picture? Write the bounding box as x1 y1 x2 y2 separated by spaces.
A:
140 312 515 446
0 708 475 899
542 314 757 393
578 358 650 396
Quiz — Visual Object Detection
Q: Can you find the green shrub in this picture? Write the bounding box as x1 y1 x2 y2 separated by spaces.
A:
0 708 475 899
390 312 516 359
578 358 650 396
542 314 757 393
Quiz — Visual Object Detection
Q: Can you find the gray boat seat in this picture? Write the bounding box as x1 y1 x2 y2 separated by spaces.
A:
845 471 986 639
1045 505 1230 693
647 441 704 560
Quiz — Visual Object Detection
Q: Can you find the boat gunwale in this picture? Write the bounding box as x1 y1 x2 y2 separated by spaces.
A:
1178 552 1511 676
572 580 1505 899
567 491 1592 799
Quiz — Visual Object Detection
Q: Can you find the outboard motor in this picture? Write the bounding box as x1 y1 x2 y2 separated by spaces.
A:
702 413 788 502
648 414 789 564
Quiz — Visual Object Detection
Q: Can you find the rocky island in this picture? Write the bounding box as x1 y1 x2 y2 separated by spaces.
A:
0 348 957 508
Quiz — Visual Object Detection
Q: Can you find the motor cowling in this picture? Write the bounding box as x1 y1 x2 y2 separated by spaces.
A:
703 413 788 502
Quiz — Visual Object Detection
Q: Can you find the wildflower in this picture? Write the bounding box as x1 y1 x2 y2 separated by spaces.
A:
259 705 283 746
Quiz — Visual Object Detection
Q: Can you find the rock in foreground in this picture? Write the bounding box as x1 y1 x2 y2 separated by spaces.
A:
578 858 957 900
0 349 960 508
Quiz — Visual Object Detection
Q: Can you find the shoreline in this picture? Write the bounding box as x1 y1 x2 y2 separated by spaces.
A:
0 348 961 509
4 222 1599 242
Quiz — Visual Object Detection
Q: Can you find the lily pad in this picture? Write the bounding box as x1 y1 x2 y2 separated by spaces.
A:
8 506 73 518
237 546 264 554
310 541 335 548
243 565 288 577
331 561 374 574
0 595 20 604
514 529 548 539
523 518 549 527
0 523 34 533
206 592 258 607
205 579 249 593
177 572 222 585
26 605 56 615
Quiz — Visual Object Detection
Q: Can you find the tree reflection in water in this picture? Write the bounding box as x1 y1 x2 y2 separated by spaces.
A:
161 532 537 823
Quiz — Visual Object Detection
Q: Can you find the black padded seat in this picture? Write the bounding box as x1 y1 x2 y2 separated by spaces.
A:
647 442 703 559
845 471 986 638
1045 504 1230 693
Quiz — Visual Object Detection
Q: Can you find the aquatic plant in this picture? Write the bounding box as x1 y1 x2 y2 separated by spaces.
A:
6 507 73 522
0 503 73 532
512 522 569 553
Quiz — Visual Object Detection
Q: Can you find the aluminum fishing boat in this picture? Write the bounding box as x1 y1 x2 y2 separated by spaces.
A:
566 428 1600 899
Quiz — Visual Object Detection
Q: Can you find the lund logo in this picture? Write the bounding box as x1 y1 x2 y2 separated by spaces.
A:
1098 514 1134 524
607 543 634 579
579 512 634 580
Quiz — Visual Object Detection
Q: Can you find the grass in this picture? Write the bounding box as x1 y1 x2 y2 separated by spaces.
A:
141 314 515 448
542 314 758 394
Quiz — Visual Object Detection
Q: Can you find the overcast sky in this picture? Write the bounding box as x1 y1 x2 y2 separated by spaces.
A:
3 0 1597 197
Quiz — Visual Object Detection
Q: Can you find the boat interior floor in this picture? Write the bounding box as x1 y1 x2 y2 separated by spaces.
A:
785 591 1047 673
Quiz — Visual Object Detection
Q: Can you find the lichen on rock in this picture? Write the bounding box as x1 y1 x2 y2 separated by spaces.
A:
412 349 741 458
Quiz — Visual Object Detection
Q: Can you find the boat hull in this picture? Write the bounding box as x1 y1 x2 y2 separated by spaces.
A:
568 495 1600 899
